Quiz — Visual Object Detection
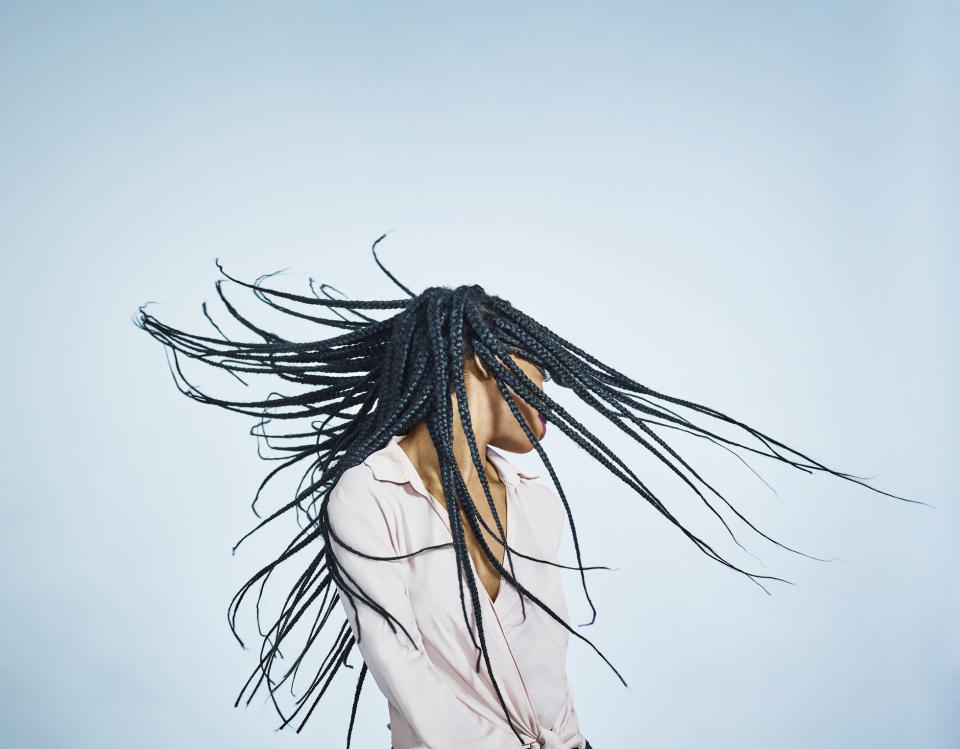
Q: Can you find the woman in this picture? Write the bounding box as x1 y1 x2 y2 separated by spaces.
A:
133 240 918 748
327 347 592 749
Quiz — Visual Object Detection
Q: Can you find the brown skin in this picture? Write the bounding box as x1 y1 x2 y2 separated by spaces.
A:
398 352 547 602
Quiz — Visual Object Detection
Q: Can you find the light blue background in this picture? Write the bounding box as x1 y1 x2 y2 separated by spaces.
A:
1 2 956 748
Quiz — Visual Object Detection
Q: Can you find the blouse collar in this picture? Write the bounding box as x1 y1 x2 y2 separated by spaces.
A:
363 434 540 490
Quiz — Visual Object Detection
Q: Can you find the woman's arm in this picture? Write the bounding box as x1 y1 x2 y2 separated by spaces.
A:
541 485 588 749
326 479 519 749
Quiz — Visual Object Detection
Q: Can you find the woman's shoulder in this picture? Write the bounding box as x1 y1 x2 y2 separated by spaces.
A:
517 478 566 541
327 460 401 519
518 476 560 509
330 460 377 494
326 462 407 550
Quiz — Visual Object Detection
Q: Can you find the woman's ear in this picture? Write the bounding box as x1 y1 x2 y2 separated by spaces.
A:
472 351 490 378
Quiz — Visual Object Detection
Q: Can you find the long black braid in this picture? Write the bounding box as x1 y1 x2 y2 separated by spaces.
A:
132 238 925 747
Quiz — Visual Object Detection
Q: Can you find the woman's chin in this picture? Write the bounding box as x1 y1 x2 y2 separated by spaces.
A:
493 416 547 452
494 434 538 453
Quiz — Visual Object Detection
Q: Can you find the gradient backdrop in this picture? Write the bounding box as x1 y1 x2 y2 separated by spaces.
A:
1 2 957 748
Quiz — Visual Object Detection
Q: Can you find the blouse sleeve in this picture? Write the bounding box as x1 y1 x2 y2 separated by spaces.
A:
543 485 588 749
326 477 520 749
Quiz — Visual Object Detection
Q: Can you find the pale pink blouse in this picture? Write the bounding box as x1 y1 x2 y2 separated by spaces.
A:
327 435 586 749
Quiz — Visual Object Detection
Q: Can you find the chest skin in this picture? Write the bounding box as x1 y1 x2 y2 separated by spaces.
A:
420 475 509 603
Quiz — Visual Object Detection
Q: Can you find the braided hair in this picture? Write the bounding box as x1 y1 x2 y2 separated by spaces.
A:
132 236 922 746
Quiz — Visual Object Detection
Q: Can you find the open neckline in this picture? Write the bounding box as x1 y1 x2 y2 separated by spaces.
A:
392 440 512 609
